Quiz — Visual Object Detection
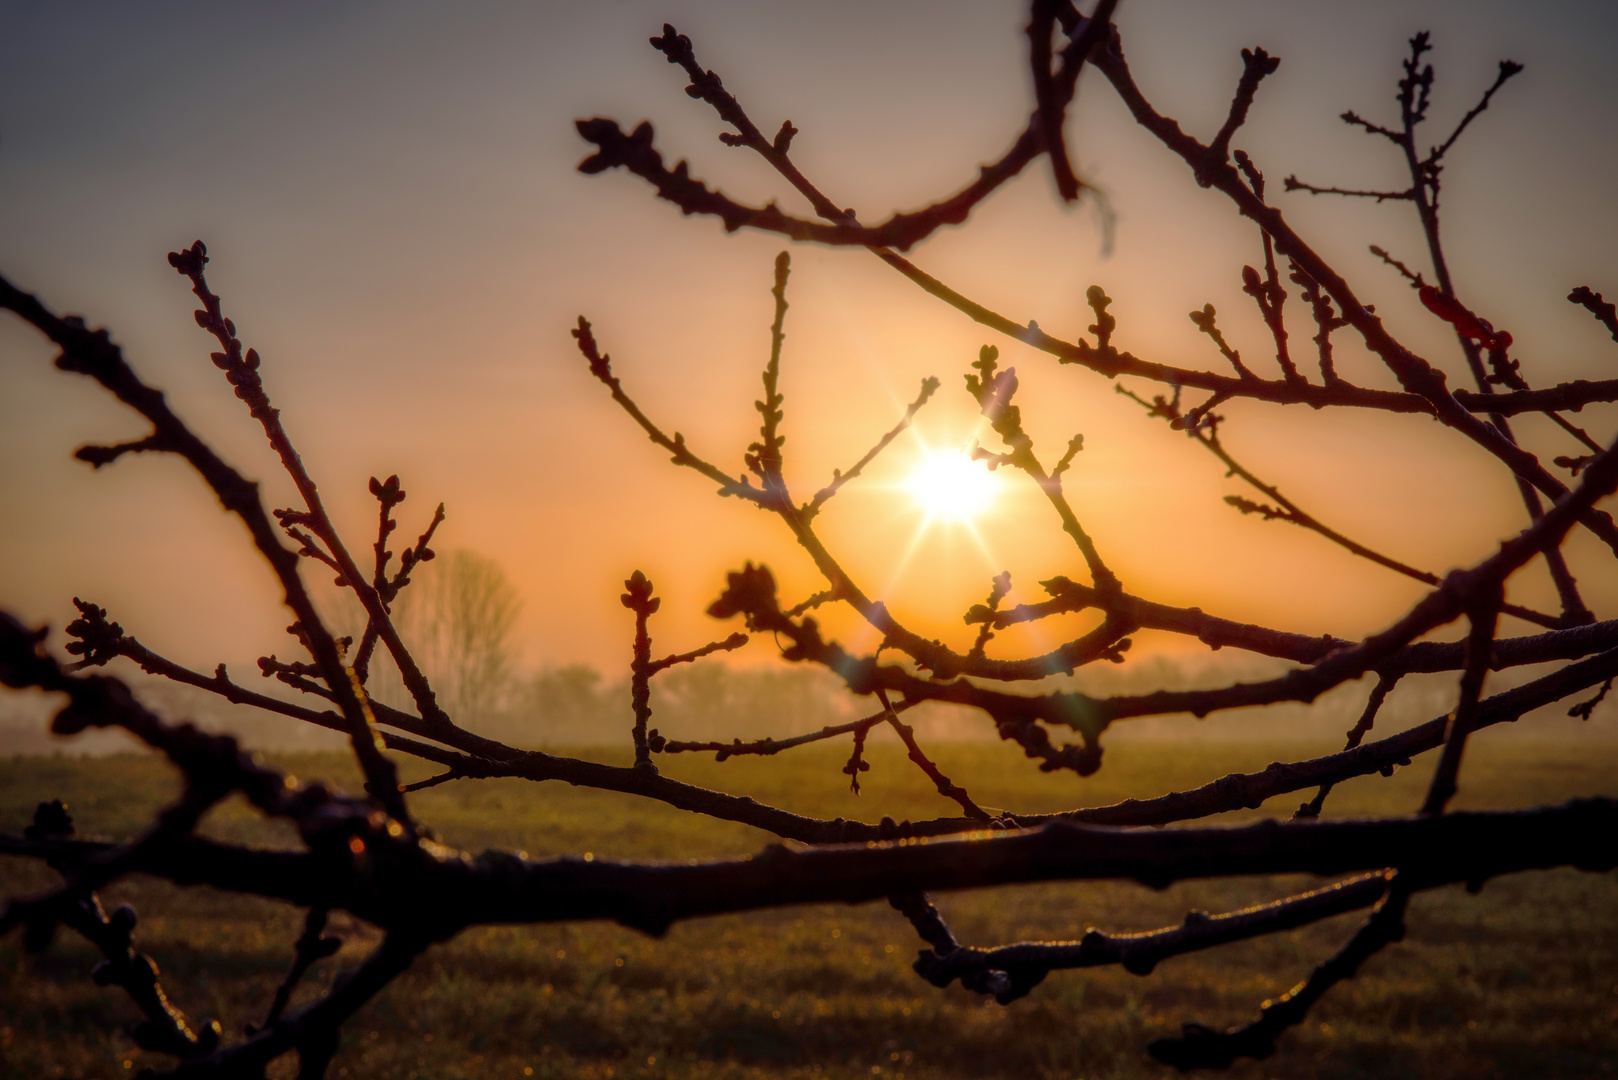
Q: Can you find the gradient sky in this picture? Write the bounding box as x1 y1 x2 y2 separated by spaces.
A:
2 1 1615 694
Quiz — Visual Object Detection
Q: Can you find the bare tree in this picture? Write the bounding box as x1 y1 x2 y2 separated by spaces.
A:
3 5 1618 1077
384 547 521 729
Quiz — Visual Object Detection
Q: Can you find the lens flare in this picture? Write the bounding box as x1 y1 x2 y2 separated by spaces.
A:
905 448 997 524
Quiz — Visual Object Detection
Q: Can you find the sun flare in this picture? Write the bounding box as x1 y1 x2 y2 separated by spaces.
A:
905 448 998 524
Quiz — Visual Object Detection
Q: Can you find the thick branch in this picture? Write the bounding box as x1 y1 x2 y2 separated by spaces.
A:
9 803 1617 939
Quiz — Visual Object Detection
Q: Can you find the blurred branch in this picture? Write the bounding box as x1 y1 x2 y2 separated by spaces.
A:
1570 286 1618 344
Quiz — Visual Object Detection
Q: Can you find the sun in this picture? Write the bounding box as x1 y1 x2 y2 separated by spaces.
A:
905 448 998 524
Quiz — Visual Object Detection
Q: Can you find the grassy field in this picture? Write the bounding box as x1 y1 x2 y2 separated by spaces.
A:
2 736 1616 1080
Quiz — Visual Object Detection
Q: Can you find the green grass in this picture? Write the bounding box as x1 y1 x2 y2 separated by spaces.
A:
2 738 1616 1079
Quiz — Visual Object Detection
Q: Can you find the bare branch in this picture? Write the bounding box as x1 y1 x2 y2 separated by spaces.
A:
6 12 1615 1071
1117 384 1562 628
879 689 991 821
1198 47 1281 187
1427 58 1524 164
1570 285 1618 344
1284 178 1413 202
573 316 761 501
1295 673 1401 819
255 908 343 1033
802 377 939 520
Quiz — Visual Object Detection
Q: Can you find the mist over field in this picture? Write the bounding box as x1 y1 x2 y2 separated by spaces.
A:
6 651 1610 759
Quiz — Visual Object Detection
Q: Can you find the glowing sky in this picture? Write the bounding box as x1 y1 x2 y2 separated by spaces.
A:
2 1 1615 688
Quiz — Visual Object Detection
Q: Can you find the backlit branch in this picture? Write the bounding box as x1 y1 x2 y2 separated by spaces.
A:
1570 286 1618 344
801 377 939 521
967 344 1120 594
577 27 1618 446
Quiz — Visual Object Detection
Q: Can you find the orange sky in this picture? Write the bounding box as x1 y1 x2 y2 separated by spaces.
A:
2 1 1615 696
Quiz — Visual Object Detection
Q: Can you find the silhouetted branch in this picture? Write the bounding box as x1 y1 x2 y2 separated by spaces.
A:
966 573 1014 662
967 344 1121 594
879 689 991 821
256 908 343 1033
1284 32 1596 630
1187 303 1253 379
1024 644 1618 829
578 19 1618 440
744 251 791 499
1569 678 1612 720
1290 261 1348 384
1570 286 1618 344
1199 47 1281 189
1428 58 1523 164
1369 244 1425 286
1295 673 1401 819
618 605 753 763
572 316 761 501
647 633 750 677
1029 0 1117 202
660 703 902 760
9 788 1617 937
1115 384 1563 626
1283 178 1413 202
170 242 455 746
157 933 427 1080
19 799 223 1063
801 377 939 521
70 576 1618 842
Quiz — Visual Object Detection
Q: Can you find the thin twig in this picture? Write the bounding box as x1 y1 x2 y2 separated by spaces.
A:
878 689 991 821
1295 673 1401 818
801 377 939 520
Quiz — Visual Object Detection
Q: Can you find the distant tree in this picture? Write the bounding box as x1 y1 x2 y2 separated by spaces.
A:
3 6 1617 1077
386 548 521 729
